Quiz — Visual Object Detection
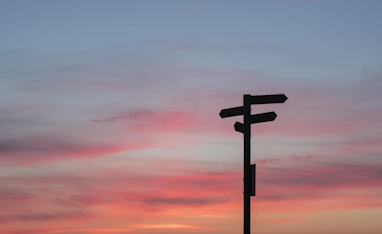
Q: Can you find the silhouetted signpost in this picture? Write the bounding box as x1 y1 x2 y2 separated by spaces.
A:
219 94 287 234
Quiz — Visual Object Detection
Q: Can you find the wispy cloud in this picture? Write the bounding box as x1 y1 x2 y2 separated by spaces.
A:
0 211 92 223
0 136 123 164
93 109 198 132
253 154 382 214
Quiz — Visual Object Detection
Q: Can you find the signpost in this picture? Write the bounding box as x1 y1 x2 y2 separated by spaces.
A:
219 93 287 234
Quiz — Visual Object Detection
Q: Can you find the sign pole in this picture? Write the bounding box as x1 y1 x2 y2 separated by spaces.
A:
219 93 287 234
243 94 251 234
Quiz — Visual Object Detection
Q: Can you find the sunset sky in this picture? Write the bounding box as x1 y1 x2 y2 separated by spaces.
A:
1 1 382 233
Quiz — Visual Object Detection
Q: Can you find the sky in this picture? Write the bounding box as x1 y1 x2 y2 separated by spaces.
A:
1 0 382 233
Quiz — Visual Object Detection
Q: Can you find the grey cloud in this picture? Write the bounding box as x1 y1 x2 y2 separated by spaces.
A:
92 110 154 123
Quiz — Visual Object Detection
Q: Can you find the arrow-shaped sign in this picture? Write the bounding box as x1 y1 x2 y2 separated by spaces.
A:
220 94 287 118
234 122 245 133
233 112 277 133
219 106 243 118
250 112 277 124
250 94 287 105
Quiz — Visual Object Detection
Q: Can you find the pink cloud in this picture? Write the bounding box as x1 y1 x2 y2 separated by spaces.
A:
251 154 382 214
130 110 198 133
2 152 381 233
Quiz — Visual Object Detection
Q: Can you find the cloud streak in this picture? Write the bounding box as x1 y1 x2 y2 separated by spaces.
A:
93 109 199 133
0 136 123 164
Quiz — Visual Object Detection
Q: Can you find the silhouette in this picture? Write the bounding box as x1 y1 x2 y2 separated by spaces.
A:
219 94 287 234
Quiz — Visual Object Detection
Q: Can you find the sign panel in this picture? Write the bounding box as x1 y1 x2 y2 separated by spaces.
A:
219 106 243 118
250 112 277 124
234 122 244 133
250 94 287 105
251 164 256 196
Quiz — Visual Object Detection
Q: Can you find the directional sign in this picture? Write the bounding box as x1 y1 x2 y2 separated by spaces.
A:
234 122 245 133
219 93 287 234
234 112 277 133
250 94 287 105
250 112 277 124
219 106 243 118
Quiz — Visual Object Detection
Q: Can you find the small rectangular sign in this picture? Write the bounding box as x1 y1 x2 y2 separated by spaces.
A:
251 164 256 196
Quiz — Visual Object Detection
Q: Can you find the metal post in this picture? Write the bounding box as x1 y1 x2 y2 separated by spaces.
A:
243 94 251 234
